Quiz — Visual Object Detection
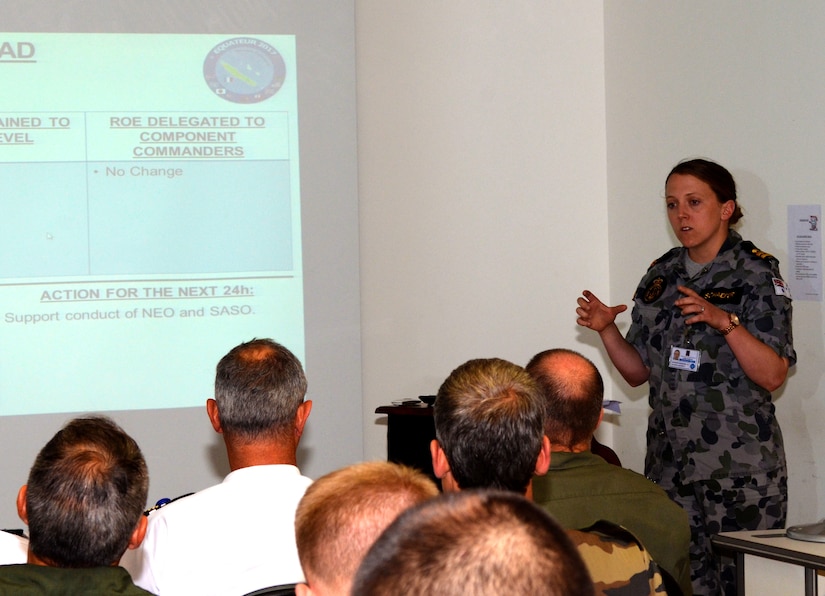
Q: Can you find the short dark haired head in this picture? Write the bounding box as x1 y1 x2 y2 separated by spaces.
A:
667 158 742 224
214 338 307 440
352 489 595 596
25 416 148 568
525 348 603 449
434 358 545 494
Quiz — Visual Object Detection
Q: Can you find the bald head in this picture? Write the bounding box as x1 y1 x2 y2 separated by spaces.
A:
525 349 603 450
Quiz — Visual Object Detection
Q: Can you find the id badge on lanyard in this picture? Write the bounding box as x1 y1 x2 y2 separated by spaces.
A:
668 345 701 371
669 317 702 371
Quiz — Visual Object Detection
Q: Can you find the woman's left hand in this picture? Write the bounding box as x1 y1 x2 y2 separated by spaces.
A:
675 286 725 330
675 285 789 391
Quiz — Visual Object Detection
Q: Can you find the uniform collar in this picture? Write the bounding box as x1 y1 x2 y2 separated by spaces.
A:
719 229 742 254
674 229 741 278
549 450 605 469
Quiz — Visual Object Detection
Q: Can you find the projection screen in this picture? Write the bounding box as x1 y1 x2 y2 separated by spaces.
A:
0 0 362 528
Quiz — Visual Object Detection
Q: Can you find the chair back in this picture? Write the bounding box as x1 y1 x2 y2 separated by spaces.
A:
242 583 297 596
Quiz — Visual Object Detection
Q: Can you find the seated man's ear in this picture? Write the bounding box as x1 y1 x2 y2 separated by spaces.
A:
127 515 148 551
206 398 222 434
295 583 313 596
594 409 604 432
294 400 313 439
16 485 27 525
534 435 552 476
430 439 449 480
430 439 460 492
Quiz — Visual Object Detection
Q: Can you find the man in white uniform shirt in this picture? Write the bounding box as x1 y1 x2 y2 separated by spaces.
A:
124 338 313 596
0 531 27 565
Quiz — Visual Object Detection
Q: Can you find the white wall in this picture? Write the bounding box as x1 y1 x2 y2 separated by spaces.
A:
356 1 610 458
603 2 825 524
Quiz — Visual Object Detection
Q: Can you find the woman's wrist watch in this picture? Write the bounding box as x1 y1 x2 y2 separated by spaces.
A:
720 312 740 336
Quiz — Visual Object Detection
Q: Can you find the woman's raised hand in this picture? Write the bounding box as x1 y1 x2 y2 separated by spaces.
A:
576 290 627 333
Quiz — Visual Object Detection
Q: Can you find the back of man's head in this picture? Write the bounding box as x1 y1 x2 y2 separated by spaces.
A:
22 416 148 568
352 489 595 596
295 461 438 595
525 348 604 449
434 358 545 494
214 338 307 440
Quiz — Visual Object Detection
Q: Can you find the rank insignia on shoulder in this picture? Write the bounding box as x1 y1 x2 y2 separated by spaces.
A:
642 276 666 303
740 241 777 262
143 492 194 516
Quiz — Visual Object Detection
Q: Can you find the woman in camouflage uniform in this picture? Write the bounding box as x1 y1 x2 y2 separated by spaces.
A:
576 158 795 596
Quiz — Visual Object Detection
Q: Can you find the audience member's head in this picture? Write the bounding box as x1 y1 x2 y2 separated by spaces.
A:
294 461 438 596
17 416 149 568
525 348 603 451
207 338 311 466
352 489 595 596
431 358 549 494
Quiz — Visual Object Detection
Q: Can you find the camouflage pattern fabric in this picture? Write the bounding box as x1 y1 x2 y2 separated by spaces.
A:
533 451 692 595
625 230 793 596
567 523 666 596
666 471 787 596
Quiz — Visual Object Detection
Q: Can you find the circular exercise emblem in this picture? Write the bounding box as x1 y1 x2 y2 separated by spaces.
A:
204 37 286 103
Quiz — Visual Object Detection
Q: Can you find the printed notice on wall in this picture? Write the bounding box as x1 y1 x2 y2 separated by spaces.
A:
787 205 822 301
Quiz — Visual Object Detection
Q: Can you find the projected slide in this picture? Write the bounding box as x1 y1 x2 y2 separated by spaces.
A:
0 34 304 415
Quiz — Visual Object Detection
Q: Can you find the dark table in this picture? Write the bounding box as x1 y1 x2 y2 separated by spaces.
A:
375 404 437 483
